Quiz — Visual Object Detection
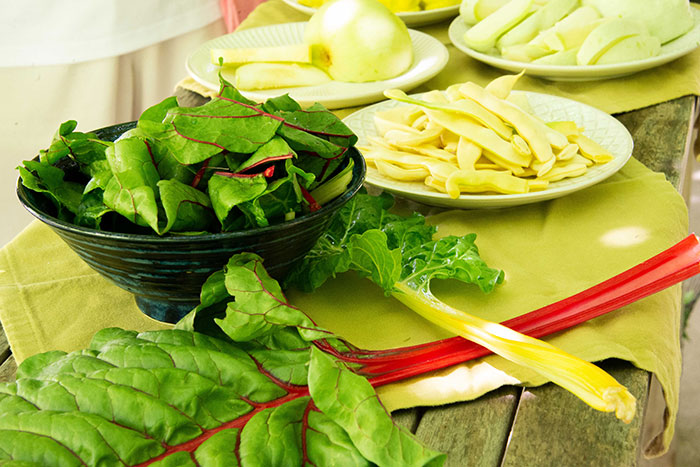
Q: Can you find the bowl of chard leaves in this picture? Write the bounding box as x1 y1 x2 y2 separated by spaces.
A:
16 81 365 323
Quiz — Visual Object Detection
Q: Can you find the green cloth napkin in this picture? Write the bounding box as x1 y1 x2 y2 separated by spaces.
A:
0 0 695 459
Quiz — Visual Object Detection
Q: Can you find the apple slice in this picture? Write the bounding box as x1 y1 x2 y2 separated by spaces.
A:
210 44 314 66
460 0 511 25
463 0 534 53
582 0 694 44
595 34 661 65
528 6 602 52
234 63 331 90
532 47 578 65
576 19 649 65
497 0 578 50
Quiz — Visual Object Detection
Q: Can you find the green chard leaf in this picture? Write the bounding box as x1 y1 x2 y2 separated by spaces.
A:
285 191 438 292
20 77 355 236
18 160 84 220
102 136 162 233
160 98 283 164
207 172 268 230
158 179 215 234
0 252 446 466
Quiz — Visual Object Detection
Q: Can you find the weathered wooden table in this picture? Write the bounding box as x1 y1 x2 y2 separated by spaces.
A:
0 94 696 466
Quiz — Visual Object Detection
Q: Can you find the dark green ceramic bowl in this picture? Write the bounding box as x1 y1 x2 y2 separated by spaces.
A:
17 122 366 323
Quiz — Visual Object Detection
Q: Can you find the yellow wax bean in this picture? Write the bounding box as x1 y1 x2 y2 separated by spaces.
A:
459 82 555 163
411 114 429 130
445 169 530 198
385 88 514 140
383 139 458 163
556 143 579 161
533 153 556 177
375 105 424 126
384 127 443 146
483 71 525 100
511 134 532 157
546 120 581 138
424 175 447 192
457 137 482 170
537 163 588 181
527 179 550 191
375 160 430 181
570 133 614 163
481 149 527 176
373 116 421 138
441 131 460 153
569 153 594 167
364 148 458 181
422 107 531 167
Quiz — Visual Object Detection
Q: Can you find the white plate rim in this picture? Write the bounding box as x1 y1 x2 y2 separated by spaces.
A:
280 0 459 27
185 22 449 109
447 8 700 80
342 91 634 208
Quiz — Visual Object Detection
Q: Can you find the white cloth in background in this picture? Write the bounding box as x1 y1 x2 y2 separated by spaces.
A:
0 0 222 66
0 2 226 246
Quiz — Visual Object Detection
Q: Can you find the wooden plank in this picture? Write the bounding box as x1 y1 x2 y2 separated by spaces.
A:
392 407 423 432
0 355 16 384
616 96 695 191
0 321 9 365
411 387 520 466
502 361 649 467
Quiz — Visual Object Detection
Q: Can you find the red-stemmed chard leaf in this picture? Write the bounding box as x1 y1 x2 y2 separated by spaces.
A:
1 227 699 465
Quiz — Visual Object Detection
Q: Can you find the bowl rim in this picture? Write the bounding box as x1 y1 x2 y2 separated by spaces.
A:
17 122 366 243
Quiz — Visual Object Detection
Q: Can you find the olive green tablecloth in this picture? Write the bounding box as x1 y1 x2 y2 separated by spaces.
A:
1 0 697 458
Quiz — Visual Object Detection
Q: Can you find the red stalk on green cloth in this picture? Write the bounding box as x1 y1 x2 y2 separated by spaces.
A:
316 234 700 386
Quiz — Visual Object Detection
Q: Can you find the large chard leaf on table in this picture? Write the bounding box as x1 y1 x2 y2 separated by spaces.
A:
0 252 446 467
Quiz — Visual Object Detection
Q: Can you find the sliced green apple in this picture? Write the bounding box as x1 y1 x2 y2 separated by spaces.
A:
497 0 578 50
234 63 331 90
528 6 602 52
500 43 550 62
576 19 649 65
582 0 694 44
210 44 313 66
595 34 661 65
532 47 579 65
463 0 534 53
460 0 511 25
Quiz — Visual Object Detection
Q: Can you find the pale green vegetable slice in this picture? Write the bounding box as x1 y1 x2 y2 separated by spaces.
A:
582 0 694 44
463 0 534 53
528 6 602 52
595 34 661 65
577 18 650 65
210 44 313 65
460 0 511 25
532 47 579 65
234 63 331 90
497 0 578 50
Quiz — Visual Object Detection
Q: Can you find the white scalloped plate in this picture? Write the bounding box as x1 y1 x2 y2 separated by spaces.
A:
447 8 700 81
280 0 459 27
343 91 633 208
186 22 449 109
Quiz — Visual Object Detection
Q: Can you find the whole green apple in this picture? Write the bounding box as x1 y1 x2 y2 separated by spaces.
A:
304 0 414 82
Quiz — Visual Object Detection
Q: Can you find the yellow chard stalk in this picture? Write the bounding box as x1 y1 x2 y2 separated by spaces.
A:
392 281 637 423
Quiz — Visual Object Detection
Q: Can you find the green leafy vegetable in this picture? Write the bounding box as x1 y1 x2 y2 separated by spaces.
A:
2 215 700 464
18 77 357 235
0 252 446 466
285 192 637 422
